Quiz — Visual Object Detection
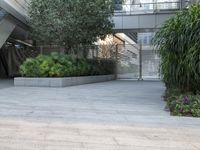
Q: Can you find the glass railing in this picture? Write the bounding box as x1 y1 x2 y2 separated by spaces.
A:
14 0 29 13
114 1 181 15
4 0 29 18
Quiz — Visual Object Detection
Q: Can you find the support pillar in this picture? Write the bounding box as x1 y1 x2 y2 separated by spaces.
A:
115 45 118 80
138 44 143 81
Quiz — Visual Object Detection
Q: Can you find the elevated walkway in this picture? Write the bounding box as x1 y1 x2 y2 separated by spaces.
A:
113 11 177 32
113 1 184 32
0 0 29 49
0 18 16 48
0 0 28 24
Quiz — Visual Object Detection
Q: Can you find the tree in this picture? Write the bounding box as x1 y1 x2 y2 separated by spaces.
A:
29 0 115 53
190 0 200 5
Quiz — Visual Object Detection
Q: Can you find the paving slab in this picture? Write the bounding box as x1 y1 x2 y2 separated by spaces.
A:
0 79 200 149
0 119 199 150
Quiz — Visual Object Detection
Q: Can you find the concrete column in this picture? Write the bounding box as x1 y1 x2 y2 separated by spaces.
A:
115 45 118 79
0 18 16 48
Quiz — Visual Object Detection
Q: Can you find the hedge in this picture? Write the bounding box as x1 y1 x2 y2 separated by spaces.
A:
19 52 115 77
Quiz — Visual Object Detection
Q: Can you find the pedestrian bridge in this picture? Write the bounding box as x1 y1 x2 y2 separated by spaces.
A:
113 1 184 32
113 11 177 32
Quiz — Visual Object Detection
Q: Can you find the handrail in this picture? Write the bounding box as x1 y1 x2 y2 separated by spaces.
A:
116 1 181 5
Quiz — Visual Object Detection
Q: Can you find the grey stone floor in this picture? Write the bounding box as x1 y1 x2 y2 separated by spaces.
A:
0 79 200 149
0 79 200 127
0 79 13 89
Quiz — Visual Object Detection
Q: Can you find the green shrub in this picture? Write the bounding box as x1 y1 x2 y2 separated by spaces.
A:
153 5 200 117
19 58 40 77
166 90 200 117
49 63 67 77
37 55 54 77
153 5 200 92
19 52 115 77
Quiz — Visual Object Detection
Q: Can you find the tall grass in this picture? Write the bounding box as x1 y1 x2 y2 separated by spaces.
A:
153 5 200 92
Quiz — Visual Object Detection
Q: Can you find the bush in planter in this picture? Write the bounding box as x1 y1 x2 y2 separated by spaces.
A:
49 63 68 77
153 5 200 117
37 55 54 77
166 89 200 117
19 58 40 77
19 52 115 77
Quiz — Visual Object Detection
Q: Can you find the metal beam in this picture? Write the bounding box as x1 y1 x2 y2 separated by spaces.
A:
0 17 16 48
0 0 27 25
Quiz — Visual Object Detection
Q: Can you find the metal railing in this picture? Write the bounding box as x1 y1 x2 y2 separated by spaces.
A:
114 1 181 15
32 43 161 79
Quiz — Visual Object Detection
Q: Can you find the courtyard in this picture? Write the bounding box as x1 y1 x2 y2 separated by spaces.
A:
0 79 200 150
0 0 200 149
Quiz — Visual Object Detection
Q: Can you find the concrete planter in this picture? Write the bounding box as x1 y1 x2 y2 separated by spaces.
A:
14 75 115 87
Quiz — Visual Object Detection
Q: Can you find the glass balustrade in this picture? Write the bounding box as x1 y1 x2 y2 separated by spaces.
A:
115 0 181 15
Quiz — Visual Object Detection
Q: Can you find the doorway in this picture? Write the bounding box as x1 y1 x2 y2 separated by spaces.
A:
116 44 160 80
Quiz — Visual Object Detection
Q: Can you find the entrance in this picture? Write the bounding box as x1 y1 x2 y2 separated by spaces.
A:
116 44 160 80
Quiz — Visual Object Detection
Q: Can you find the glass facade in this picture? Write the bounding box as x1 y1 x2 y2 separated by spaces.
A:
138 32 155 45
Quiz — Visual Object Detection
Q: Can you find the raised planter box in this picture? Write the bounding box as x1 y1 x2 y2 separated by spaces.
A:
14 75 115 87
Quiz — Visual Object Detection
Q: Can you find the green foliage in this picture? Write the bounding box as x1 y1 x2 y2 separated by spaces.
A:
19 58 40 77
166 89 200 117
153 5 200 92
29 0 114 51
19 52 115 77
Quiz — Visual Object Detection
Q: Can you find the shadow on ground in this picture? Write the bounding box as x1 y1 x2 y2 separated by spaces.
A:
0 79 13 89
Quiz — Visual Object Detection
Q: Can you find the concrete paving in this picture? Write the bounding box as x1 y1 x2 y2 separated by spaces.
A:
0 79 200 150
0 79 13 89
